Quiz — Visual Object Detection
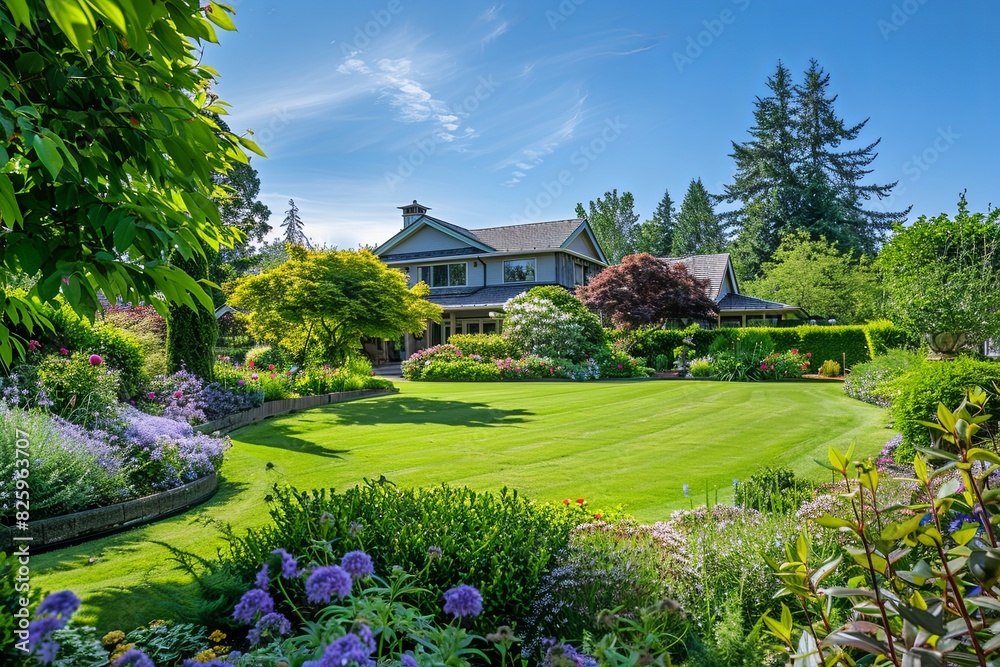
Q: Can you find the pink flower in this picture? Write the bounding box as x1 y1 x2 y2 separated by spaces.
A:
617 364 623 370
89 354 103 366
270 373 277 379
790 348 799 355
237 379 245 386
28 339 41 351
174 390 183 398
147 392 156 400
760 361 767 370
806 352 812 358
59 347 69 355
251 373 259 380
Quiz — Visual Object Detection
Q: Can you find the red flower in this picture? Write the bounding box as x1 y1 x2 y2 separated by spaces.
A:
248 361 255 368
575 498 585 505
790 348 799 355
562 499 570 505
806 352 812 358
594 513 603 519
174 390 183 398
268 364 275 370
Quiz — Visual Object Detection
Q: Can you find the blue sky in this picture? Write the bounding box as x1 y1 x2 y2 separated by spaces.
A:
208 1 999 249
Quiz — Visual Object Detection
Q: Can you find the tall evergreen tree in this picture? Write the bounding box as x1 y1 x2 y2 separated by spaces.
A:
166 252 218 381
720 62 799 278
575 189 639 264
281 198 310 247
672 179 725 255
634 187 675 256
721 60 909 280
792 59 908 255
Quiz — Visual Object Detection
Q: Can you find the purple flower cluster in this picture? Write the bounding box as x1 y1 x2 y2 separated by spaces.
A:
148 370 207 424
114 649 155 667
306 565 353 604
255 563 270 590
248 611 292 646
341 550 374 579
543 641 597 667
442 584 483 619
201 381 264 421
233 588 275 623
272 548 300 578
28 591 81 664
303 625 376 667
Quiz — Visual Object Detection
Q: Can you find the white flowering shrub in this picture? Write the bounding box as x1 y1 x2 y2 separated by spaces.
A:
502 296 589 362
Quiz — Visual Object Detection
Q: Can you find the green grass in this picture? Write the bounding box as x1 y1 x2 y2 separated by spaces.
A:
33 379 891 632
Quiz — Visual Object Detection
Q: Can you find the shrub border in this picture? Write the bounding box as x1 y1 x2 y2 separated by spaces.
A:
0 473 218 553
195 387 399 434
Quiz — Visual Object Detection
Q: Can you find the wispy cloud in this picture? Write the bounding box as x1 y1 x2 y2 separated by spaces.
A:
482 21 509 46
490 92 588 186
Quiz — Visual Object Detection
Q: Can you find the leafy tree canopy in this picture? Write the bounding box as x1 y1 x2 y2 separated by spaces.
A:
0 0 262 365
229 246 442 364
575 189 639 264
576 253 717 330
743 230 879 323
875 195 1000 346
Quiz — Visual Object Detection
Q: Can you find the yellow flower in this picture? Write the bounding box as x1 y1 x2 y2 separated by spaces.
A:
208 630 227 643
101 630 125 647
111 643 136 660
193 649 218 662
148 619 166 628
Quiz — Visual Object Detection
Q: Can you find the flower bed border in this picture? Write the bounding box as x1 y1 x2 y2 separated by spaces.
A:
0 473 218 553
195 387 398 435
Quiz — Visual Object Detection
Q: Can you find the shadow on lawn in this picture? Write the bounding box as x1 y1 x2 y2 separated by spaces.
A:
313 395 534 428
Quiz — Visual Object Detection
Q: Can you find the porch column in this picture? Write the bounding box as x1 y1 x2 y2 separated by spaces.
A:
449 312 456 341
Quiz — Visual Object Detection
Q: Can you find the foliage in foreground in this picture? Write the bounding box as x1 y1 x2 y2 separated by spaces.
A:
763 390 1000 666
0 0 256 365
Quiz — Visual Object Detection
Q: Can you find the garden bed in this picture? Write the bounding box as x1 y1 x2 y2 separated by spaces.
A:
0 473 217 552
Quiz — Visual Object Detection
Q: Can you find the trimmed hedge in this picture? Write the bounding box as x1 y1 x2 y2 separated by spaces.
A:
448 333 513 360
890 357 1000 460
621 322 907 370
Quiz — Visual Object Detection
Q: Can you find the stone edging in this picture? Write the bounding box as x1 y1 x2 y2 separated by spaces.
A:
195 388 398 435
0 473 218 553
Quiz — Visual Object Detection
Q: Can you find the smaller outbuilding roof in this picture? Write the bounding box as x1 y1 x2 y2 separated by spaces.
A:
659 253 733 299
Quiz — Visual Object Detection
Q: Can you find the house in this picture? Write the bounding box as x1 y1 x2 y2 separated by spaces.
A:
660 253 808 327
375 201 608 358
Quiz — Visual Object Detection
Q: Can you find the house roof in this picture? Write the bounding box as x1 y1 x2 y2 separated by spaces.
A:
379 247 484 262
376 214 607 264
469 219 585 251
717 292 806 313
659 253 733 299
424 284 560 309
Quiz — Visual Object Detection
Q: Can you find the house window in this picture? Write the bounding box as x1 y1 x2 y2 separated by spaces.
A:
573 263 585 285
503 258 536 283
419 263 467 288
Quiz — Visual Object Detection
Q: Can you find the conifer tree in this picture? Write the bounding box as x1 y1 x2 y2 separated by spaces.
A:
634 187 675 256
672 179 725 255
281 198 310 247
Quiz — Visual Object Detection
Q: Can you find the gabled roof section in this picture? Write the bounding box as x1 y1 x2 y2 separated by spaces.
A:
468 218 588 253
375 215 495 256
718 292 807 314
658 253 736 300
561 220 609 264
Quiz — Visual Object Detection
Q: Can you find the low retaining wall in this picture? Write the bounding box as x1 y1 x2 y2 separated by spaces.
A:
196 388 397 434
0 473 217 552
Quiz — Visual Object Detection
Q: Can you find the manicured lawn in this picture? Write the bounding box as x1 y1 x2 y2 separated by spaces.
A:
33 380 891 632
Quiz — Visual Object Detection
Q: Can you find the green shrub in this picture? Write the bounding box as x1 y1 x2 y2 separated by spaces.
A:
890 357 1000 459
90 324 147 399
447 333 512 360
653 353 672 372
221 482 580 632
401 344 463 380
422 358 502 381
796 324 868 369
733 467 814 514
843 349 924 408
817 359 841 377
245 345 290 370
863 319 913 356
36 354 120 427
689 358 713 377
627 329 685 368
595 343 649 378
